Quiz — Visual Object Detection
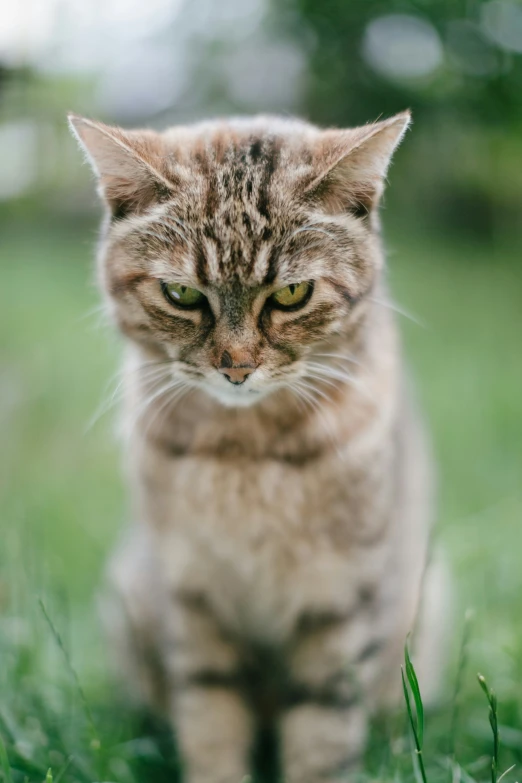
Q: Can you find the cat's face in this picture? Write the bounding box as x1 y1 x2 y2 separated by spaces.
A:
71 113 409 407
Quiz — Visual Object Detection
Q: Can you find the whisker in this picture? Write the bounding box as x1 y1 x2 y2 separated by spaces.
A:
290 381 344 460
86 363 172 433
308 370 373 402
306 363 358 383
132 379 185 429
134 365 175 385
368 296 425 328
294 378 333 404
289 381 319 408
288 383 320 415
287 386 308 414
301 374 340 392
111 359 174 390
287 384 319 421
76 303 108 326
86 381 127 433
304 361 374 403
313 352 362 367
142 383 192 439
293 382 337 426
134 358 176 373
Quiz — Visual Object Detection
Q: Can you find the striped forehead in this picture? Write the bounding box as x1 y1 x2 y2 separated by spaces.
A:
120 131 347 287
194 232 333 290
196 235 275 285
191 136 286 285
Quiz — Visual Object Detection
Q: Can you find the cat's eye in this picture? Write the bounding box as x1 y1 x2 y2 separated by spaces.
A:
270 281 313 310
161 282 206 308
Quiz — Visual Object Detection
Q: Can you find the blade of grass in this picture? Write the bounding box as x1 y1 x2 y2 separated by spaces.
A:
53 756 73 783
405 643 424 747
449 610 474 765
0 733 14 783
38 598 100 751
402 662 428 783
497 764 516 783
478 673 499 783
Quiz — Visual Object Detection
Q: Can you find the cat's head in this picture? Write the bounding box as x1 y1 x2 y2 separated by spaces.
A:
70 112 409 407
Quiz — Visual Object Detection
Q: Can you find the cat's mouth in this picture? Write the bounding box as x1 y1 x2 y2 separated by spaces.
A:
203 374 266 408
166 360 267 408
174 361 299 408
190 364 276 408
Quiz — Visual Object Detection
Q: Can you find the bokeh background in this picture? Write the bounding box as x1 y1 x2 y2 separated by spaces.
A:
1 1 521 782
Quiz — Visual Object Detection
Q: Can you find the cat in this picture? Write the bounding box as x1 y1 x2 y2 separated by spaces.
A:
70 111 447 783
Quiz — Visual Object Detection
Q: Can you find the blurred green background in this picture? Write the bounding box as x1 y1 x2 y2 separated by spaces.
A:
1 1 522 781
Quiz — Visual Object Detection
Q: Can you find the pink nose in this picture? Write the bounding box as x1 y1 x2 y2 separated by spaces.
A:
218 350 256 385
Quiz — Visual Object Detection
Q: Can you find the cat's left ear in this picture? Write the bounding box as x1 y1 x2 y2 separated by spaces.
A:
68 114 175 219
305 111 411 216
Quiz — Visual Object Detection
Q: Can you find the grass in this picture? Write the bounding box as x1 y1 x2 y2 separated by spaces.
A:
402 642 426 783
1 216 521 782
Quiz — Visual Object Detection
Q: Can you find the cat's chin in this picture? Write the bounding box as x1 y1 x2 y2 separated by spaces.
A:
203 384 269 408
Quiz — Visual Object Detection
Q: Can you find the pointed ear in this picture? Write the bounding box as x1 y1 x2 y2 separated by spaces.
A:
305 111 411 217
68 114 175 219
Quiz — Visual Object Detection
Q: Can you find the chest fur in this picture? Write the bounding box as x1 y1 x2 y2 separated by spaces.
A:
135 441 398 640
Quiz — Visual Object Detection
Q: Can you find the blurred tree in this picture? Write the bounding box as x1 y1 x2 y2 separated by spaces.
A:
272 0 522 239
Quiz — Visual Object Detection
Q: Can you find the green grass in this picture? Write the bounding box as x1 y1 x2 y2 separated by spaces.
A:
1 218 521 782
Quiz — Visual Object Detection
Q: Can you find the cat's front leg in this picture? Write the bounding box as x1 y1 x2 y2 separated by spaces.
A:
282 701 367 783
281 614 369 783
167 594 254 783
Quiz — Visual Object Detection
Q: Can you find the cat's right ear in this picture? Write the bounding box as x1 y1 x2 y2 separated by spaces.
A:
304 111 411 218
68 114 175 219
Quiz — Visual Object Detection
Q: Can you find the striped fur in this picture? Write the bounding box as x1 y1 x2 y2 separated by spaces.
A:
71 112 447 783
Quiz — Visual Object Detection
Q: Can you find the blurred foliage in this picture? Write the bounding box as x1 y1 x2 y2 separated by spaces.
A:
275 0 522 124
272 0 522 238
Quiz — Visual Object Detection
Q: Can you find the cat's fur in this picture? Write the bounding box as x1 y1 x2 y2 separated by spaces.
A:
70 111 446 783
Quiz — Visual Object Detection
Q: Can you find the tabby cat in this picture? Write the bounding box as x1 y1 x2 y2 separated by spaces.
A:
70 111 446 783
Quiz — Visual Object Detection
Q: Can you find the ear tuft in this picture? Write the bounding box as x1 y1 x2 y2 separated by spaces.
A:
306 111 411 216
68 114 174 219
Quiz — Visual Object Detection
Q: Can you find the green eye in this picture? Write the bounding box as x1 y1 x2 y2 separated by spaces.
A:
161 282 205 308
271 281 313 310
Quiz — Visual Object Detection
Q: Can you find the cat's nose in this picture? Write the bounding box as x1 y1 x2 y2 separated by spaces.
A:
218 350 257 385
219 366 255 385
